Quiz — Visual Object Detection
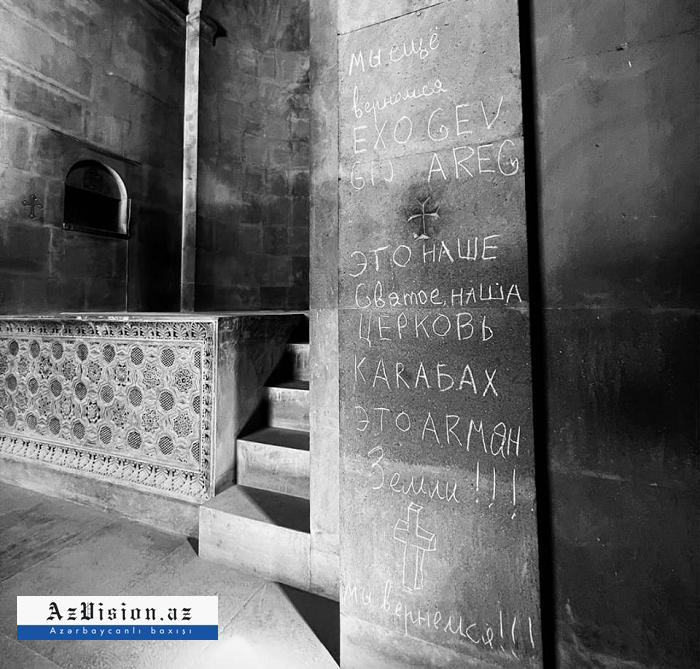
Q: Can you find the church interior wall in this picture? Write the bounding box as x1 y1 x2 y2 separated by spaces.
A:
531 0 698 665
0 0 185 314
195 0 311 311
311 0 698 665
0 0 696 666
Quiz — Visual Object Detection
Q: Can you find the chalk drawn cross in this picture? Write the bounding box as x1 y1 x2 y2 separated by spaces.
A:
407 195 439 240
394 502 436 591
22 194 43 219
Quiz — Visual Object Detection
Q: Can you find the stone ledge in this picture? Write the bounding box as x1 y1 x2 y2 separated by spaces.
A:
0 453 200 537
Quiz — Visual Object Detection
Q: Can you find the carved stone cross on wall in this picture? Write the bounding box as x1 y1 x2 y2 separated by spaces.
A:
394 502 437 591
22 194 43 219
407 195 439 240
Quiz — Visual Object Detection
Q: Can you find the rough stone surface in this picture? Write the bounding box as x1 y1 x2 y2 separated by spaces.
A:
309 309 339 555
309 0 340 569
337 0 441 35
336 1 540 665
195 0 311 311
214 313 305 489
0 0 185 314
0 482 339 669
529 0 700 666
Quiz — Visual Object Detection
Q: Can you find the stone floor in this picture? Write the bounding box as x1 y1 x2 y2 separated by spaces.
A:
0 482 339 669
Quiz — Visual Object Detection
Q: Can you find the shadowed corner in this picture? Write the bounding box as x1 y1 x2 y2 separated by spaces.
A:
280 584 340 664
518 0 557 666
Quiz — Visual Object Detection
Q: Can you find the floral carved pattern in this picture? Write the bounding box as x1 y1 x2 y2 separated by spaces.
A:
0 319 215 502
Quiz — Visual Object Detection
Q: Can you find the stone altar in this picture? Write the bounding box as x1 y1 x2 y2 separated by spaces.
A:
0 313 300 517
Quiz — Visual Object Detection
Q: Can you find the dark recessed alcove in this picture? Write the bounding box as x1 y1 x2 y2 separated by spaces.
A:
63 160 130 238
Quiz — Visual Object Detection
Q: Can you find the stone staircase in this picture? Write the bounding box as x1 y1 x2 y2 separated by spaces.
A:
199 327 327 594
238 342 310 498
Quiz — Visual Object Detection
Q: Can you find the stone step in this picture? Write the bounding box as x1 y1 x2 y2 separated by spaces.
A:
287 342 309 382
268 342 310 384
199 485 311 592
265 382 309 431
237 427 310 499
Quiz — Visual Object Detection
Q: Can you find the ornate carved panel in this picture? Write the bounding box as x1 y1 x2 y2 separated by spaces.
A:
0 319 215 502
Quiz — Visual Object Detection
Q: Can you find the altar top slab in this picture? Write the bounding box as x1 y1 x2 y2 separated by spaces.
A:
0 311 309 322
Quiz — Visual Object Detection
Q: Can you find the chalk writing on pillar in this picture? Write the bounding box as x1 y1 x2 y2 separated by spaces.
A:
339 2 540 663
347 26 441 77
347 237 505 275
340 577 538 656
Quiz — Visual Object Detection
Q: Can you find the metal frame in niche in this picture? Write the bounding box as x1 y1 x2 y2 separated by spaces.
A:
63 160 131 238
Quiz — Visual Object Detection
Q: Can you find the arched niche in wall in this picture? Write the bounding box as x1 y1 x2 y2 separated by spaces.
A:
63 160 130 238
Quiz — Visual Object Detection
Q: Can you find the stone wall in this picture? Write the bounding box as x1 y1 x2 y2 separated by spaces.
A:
530 0 699 666
195 0 310 310
309 0 341 609
336 1 541 667
0 0 185 314
311 0 698 666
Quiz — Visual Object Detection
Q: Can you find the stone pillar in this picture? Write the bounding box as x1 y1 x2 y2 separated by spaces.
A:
335 0 542 666
308 0 341 597
180 0 202 312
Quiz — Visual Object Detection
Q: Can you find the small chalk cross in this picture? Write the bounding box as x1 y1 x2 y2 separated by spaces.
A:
22 194 43 219
407 195 439 240
394 503 436 591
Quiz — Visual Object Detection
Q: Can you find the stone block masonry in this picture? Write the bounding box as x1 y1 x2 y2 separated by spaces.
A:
195 0 311 311
0 0 185 314
335 1 541 666
531 0 699 666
